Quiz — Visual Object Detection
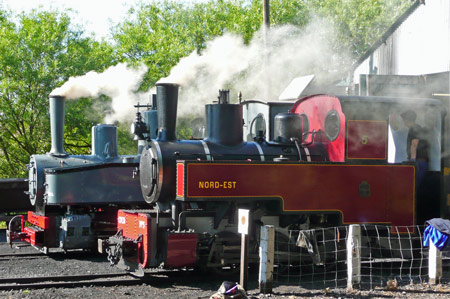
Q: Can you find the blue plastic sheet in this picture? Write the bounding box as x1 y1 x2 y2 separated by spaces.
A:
423 225 449 250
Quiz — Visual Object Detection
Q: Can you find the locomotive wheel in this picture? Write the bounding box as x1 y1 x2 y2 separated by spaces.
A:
207 231 241 277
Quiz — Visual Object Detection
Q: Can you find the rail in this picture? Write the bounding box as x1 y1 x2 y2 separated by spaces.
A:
0 273 139 290
0 251 47 261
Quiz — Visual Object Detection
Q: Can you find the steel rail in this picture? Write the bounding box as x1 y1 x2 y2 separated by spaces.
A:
0 270 198 290
0 270 204 291
0 252 46 258
0 252 48 261
0 273 139 290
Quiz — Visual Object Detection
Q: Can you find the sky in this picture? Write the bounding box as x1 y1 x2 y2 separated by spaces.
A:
1 0 188 39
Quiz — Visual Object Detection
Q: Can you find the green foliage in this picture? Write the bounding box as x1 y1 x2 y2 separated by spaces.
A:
0 0 413 178
112 1 195 89
309 0 411 56
0 10 116 177
176 117 195 140
113 0 306 88
113 0 411 90
117 123 139 156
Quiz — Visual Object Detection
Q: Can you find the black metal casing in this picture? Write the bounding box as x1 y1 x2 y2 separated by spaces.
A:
139 83 328 205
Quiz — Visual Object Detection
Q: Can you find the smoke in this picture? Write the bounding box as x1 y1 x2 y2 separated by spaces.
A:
50 63 149 123
49 18 349 124
159 18 350 117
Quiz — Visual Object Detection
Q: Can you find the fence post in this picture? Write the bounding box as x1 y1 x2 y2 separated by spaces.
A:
259 225 275 294
428 240 442 284
347 224 361 290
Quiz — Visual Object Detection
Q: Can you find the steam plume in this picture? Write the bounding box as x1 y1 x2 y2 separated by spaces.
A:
159 18 350 117
50 63 149 123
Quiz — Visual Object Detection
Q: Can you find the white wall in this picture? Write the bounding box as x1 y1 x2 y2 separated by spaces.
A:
354 0 450 83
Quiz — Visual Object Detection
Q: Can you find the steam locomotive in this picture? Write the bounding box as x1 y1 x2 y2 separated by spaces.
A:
102 83 445 276
6 96 159 252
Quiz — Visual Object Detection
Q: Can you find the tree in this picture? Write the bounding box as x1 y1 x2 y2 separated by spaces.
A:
309 0 411 57
113 0 411 87
111 0 411 138
0 1 413 178
0 10 117 177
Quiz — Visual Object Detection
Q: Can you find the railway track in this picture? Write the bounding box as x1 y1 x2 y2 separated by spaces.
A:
0 252 47 260
0 250 88 261
0 247 104 260
0 270 203 290
0 273 143 290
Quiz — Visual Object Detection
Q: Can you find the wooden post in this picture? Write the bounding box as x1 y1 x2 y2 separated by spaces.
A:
259 225 274 294
347 224 361 290
429 240 443 284
238 209 250 291
240 233 249 290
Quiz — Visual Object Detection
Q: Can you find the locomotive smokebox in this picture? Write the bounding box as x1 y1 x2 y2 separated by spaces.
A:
274 112 303 143
205 91 243 146
156 83 179 141
49 95 67 156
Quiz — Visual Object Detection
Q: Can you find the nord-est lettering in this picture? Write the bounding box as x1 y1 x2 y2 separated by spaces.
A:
198 181 237 189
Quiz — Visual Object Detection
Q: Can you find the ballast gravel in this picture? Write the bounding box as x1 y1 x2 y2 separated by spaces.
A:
0 232 450 299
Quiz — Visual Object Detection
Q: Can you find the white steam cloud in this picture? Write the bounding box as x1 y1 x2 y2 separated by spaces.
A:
159 18 350 117
50 19 348 125
50 63 149 123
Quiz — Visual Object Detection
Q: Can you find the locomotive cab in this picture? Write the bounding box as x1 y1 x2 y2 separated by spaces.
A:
292 94 445 224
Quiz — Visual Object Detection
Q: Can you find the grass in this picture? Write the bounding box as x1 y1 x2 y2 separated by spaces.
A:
0 221 6 229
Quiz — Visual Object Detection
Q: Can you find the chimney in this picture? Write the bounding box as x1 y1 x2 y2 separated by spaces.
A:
49 95 67 156
156 83 179 141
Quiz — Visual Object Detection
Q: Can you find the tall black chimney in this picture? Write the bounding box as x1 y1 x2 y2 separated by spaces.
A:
156 83 179 141
49 95 67 156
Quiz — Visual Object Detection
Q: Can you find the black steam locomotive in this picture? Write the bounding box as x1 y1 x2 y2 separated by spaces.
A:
140 84 327 207
103 83 445 276
6 95 159 252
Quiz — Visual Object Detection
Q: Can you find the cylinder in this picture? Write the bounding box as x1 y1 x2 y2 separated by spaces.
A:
273 112 303 144
92 124 118 159
156 83 179 141
205 103 243 146
49 95 67 156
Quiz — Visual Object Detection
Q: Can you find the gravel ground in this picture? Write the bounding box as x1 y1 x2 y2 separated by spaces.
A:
1 231 450 299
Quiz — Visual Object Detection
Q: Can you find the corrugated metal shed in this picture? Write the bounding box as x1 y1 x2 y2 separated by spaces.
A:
353 0 450 84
